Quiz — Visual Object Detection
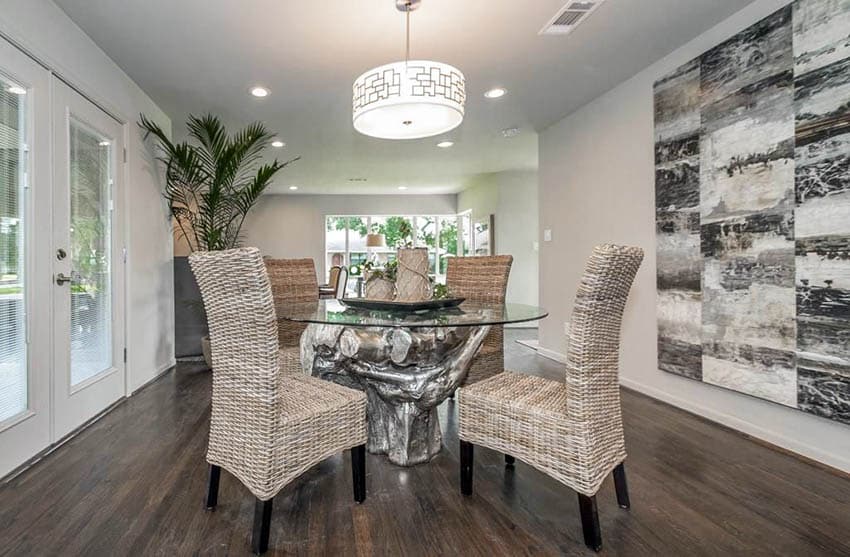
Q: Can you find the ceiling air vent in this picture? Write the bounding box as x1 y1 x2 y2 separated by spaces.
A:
539 0 606 36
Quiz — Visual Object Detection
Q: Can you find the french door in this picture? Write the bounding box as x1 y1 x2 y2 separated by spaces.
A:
0 36 126 477
0 34 53 478
51 79 125 440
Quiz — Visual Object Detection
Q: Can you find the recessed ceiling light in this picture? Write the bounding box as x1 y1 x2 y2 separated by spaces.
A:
501 126 520 138
437 141 454 148
6 85 26 95
271 139 285 148
484 87 506 99
398 186 408 191
250 86 270 98
98 140 111 146
289 186 298 191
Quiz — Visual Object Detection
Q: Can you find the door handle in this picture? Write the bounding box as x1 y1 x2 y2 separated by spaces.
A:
55 273 73 285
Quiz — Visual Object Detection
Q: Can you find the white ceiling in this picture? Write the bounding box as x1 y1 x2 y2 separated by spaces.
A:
55 0 754 195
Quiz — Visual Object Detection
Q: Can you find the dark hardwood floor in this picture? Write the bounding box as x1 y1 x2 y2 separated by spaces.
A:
2 330 849 556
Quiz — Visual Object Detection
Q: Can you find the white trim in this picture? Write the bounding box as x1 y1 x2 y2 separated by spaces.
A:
537 346 568 364
68 366 120 395
0 410 36 435
130 360 175 395
618 377 850 474
537 340 850 472
532 345 850 472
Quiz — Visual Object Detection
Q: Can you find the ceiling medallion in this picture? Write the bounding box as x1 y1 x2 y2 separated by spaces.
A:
352 0 466 140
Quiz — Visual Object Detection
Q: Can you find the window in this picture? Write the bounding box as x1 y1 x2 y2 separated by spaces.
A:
324 214 468 284
0 75 26 422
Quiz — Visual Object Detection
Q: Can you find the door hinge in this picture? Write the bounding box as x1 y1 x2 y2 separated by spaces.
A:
123 347 127 363
123 148 127 163
22 144 30 189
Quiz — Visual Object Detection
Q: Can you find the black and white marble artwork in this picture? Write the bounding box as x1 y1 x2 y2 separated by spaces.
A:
655 58 703 381
654 0 850 425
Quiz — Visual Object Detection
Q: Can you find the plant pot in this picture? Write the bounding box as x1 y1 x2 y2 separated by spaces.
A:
201 335 212 369
174 256 208 358
395 248 432 302
364 275 395 301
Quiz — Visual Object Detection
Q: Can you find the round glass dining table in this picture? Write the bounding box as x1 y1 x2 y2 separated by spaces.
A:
278 299 548 466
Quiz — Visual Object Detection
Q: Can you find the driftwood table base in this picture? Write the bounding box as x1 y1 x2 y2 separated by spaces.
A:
301 323 491 466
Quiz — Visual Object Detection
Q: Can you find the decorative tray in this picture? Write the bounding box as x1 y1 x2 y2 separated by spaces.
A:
340 297 466 312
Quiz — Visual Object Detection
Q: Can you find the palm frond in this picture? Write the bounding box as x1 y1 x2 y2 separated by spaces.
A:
140 112 296 251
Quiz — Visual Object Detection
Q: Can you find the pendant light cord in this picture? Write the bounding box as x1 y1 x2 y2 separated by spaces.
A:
405 10 411 66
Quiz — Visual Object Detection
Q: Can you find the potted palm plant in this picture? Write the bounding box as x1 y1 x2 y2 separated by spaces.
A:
140 114 298 364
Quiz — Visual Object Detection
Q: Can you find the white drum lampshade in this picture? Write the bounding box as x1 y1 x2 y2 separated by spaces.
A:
353 60 465 140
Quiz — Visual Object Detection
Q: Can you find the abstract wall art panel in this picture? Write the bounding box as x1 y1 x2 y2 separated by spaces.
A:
654 0 850 425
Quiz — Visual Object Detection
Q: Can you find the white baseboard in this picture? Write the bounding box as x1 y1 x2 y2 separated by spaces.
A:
619 377 850 474
529 347 850 473
130 359 176 395
536 346 568 364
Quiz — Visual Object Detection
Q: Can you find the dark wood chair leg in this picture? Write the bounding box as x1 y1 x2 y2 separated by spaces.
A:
613 462 630 509
505 454 515 466
577 494 602 552
460 440 474 496
252 498 274 555
352 444 366 503
205 465 221 510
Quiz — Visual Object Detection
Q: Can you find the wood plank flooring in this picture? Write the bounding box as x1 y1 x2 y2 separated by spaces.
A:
1 331 849 556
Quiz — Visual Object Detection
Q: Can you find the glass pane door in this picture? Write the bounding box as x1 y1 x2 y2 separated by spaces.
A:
52 78 124 441
0 36 52 480
68 119 112 386
0 75 27 423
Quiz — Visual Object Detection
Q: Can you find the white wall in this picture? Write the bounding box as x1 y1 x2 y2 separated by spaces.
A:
242 194 457 278
539 0 850 472
0 0 175 392
458 170 540 309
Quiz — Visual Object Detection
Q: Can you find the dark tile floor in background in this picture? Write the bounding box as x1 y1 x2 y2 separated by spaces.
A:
1 330 849 556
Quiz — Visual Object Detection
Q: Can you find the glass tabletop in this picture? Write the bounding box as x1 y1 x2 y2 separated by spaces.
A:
277 299 548 328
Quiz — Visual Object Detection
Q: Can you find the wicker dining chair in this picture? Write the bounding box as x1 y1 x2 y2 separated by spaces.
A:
190 248 368 555
457 244 644 552
265 258 319 373
319 265 342 298
446 255 513 387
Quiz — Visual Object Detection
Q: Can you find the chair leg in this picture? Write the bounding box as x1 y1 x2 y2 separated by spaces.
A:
352 444 366 503
205 465 221 510
460 440 474 496
505 454 515 466
613 462 630 509
251 498 274 555
577 494 602 552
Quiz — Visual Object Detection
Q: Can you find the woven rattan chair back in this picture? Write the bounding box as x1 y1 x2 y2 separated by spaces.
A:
265 258 319 303
565 244 643 472
265 258 318 347
189 248 281 487
446 255 513 304
446 255 513 385
328 266 341 289
335 266 349 299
